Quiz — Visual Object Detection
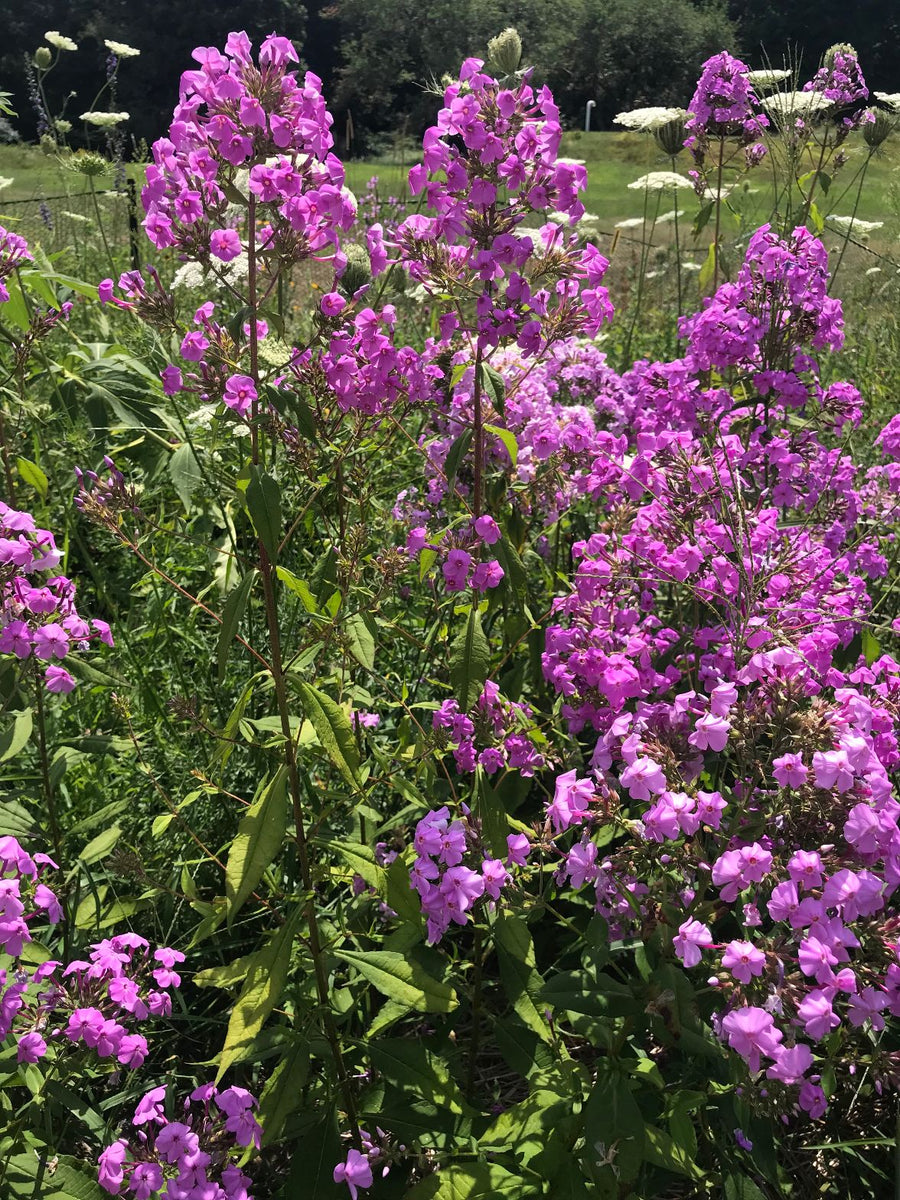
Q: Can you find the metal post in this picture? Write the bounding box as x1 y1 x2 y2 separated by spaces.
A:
585 100 596 133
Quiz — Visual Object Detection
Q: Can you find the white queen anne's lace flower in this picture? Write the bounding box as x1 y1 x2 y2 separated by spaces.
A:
45 31 77 51
760 91 833 119
826 215 884 233
874 92 900 112
104 39 140 58
614 107 686 132
746 69 791 89
627 171 694 192
80 111 130 127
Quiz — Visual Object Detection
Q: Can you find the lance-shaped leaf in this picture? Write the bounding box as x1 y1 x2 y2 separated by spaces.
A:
217 903 301 1079
335 948 457 1012
245 465 281 560
217 569 257 683
450 608 490 711
293 681 361 789
225 766 288 923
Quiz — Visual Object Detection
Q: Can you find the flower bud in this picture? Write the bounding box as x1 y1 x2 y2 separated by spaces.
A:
487 27 522 77
39 134 58 155
653 112 687 157
341 241 372 295
864 108 895 148
33 46 52 69
823 42 857 72
69 150 109 177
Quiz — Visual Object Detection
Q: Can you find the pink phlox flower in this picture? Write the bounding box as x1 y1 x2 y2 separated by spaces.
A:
673 918 713 968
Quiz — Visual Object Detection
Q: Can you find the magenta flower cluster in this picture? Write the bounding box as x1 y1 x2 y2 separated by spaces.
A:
803 48 869 112
99 1082 258 1198
396 57 612 357
685 51 768 144
432 679 544 777
0 224 33 303
0 501 113 693
2 919 183 1073
534 221 900 1117
0 836 61 958
410 805 531 944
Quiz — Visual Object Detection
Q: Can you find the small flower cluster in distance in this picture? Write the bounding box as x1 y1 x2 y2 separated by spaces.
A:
98 1083 259 1197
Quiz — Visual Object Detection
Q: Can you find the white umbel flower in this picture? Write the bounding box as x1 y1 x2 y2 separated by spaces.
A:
746 69 791 89
656 209 685 224
0 177 11 192
45 31 77 51
80 111 130 127
614 106 686 132
104 39 140 57
627 171 694 192
615 217 646 229
874 92 900 112
760 91 833 119
826 215 884 233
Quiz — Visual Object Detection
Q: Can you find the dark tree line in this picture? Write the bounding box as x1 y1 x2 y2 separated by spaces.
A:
0 0 895 151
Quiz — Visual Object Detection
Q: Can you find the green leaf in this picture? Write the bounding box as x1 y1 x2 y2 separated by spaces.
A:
442 429 472 492
540 970 635 1018
293 681 361 790
494 913 552 1043
44 1081 106 1135
225 766 289 922
217 904 301 1078
368 1039 473 1114
193 954 253 990
583 1067 646 1184
724 1175 767 1200
643 1125 703 1180
406 1162 527 1199
217 570 258 683
245 466 282 560
78 825 122 865
5 1152 108 1199
862 629 880 667
276 566 318 613
697 241 717 294
495 534 527 595
335 948 457 1012
0 799 34 837
0 708 33 762
480 362 506 418
345 611 376 671
450 608 491 711
168 441 203 511
809 201 824 235
484 423 518 468
15 457 48 499
256 1037 309 1143
692 201 714 238
477 769 509 858
482 1078 573 1167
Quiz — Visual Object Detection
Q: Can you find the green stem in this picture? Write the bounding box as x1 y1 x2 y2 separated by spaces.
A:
472 343 484 517
88 175 117 276
246 196 360 1141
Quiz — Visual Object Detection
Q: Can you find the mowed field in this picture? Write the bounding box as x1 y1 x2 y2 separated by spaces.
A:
1 129 897 273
